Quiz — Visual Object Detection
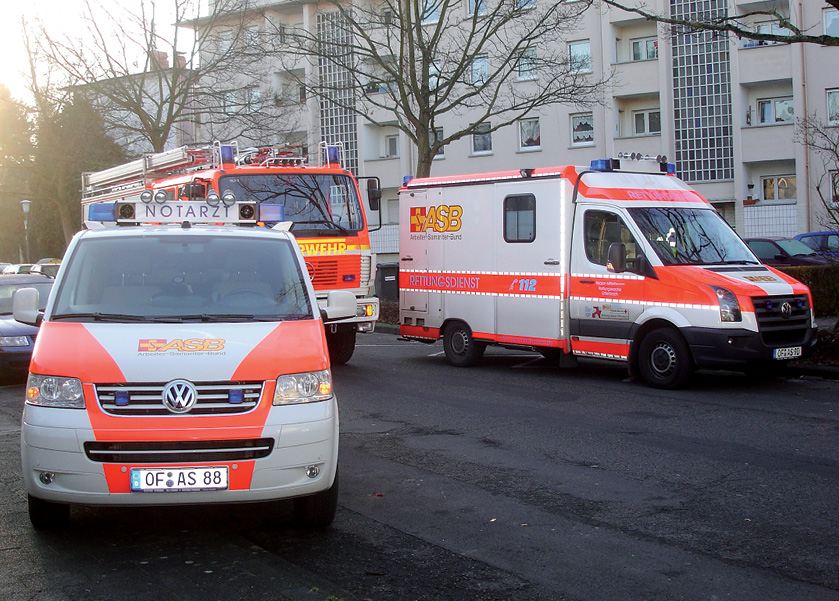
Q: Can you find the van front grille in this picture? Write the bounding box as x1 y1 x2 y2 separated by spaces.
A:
84 438 274 463
751 295 811 346
95 381 262 416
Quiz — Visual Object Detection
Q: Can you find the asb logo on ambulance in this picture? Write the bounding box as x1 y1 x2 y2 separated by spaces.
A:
138 338 227 354
410 205 463 240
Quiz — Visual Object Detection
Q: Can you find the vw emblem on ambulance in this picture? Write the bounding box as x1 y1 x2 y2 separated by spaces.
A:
780 302 792 319
162 380 197 414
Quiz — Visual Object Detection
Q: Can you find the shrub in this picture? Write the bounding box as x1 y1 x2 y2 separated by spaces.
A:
776 264 839 318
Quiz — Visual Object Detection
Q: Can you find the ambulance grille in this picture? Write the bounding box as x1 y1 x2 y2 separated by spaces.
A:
83 438 274 463
95 381 263 416
751 294 811 346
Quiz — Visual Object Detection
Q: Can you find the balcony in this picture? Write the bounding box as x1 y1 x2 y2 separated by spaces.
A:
740 123 795 163
612 60 659 98
738 43 792 86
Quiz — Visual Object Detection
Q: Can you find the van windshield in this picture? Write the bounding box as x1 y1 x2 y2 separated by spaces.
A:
219 174 363 233
50 234 313 323
628 207 758 266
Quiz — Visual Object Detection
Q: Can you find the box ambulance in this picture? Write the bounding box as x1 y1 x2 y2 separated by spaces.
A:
15 199 355 528
398 156 818 389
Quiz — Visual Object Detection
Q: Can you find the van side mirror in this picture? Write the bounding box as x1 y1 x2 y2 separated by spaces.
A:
321 290 357 322
366 178 381 211
606 242 626 273
13 287 43 327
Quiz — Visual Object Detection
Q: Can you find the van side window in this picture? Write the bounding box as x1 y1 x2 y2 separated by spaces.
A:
504 194 536 243
584 210 637 266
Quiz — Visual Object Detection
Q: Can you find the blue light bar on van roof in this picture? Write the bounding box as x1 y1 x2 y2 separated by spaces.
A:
590 159 619 172
257 203 285 222
88 203 117 221
591 157 677 175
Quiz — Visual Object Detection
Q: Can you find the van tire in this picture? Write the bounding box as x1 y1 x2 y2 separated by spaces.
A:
326 326 356 365
637 327 693 389
294 470 339 529
443 321 485 367
28 495 70 529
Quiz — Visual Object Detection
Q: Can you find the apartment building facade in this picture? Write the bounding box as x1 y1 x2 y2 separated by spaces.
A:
200 0 839 258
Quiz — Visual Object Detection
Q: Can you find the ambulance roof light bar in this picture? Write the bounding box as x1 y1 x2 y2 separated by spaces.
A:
591 154 676 175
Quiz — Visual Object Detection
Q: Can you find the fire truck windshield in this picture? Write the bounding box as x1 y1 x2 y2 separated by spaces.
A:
220 174 364 233
628 207 759 266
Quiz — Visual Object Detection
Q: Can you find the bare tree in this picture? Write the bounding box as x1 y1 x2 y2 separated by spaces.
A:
600 0 839 47
30 0 303 156
269 0 608 177
797 116 839 230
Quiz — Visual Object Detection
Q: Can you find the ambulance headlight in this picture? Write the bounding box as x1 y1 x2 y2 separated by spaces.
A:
26 374 84 408
709 285 742 322
273 370 333 405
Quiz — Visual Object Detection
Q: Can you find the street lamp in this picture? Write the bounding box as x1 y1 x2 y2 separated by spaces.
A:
20 199 32 264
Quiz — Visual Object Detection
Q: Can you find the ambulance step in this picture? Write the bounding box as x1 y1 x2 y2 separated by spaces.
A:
95 381 263 416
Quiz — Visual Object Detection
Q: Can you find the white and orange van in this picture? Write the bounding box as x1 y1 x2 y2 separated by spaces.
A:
15 200 355 528
398 155 818 388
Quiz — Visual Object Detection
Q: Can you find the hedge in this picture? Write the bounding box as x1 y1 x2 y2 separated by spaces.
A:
776 264 839 318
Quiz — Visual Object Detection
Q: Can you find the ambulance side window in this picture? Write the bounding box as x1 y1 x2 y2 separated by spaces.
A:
584 210 638 266
504 194 536 243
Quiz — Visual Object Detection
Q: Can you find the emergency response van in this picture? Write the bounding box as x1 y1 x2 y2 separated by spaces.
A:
14 199 355 529
398 155 818 389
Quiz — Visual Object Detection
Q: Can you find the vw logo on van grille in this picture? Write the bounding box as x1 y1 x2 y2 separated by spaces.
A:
780 302 792 319
162 380 198 414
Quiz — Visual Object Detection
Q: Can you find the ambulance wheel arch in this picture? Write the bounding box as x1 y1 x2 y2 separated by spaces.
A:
443 320 486 367
631 321 695 389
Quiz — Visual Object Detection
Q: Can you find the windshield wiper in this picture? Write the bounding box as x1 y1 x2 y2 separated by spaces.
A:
51 312 148 322
716 260 762 265
151 314 257 323
290 220 351 234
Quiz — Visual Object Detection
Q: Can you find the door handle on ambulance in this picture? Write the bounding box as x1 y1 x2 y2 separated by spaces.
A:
401 256 414 262
544 259 560 265
579 279 595 284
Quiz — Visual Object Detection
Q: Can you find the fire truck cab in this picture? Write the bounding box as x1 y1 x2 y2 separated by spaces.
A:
399 155 818 388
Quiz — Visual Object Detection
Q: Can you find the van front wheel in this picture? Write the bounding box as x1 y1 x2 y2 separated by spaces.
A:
443 322 485 367
326 326 356 365
638 328 693 389
28 495 70 529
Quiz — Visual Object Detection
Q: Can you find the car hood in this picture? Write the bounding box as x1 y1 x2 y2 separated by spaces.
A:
0 316 40 337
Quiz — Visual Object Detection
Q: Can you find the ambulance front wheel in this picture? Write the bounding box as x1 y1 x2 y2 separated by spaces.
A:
294 470 339 529
443 321 486 367
637 327 693 389
28 495 70 529
326 326 356 364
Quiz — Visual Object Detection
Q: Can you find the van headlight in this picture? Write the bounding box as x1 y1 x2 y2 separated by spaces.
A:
273 370 333 405
26 374 85 408
709 285 742 322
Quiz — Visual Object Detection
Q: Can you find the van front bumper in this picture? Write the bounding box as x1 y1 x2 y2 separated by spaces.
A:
683 326 818 369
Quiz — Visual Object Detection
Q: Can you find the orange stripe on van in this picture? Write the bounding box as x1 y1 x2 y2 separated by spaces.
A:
30 323 126 382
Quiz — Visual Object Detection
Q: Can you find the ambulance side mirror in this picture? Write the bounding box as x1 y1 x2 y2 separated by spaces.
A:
606 243 627 273
321 290 357 322
13 287 43 327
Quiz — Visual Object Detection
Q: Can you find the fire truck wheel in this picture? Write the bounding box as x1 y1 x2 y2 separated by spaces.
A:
294 469 339 529
443 321 486 367
28 495 70 529
638 327 693 389
326 327 356 364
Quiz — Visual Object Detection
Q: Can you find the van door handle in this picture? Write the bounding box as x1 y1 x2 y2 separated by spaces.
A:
544 259 560 265
401 256 413 262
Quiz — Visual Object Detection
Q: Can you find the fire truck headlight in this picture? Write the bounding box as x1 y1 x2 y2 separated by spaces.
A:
273 370 333 405
221 190 237 207
26 374 84 408
207 190 220 206
709 286 742 322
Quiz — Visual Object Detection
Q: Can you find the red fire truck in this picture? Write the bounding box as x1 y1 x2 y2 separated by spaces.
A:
81 142 381 363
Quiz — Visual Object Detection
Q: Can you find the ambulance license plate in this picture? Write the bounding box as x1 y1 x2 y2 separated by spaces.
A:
130 467 228 492
773 346 802 360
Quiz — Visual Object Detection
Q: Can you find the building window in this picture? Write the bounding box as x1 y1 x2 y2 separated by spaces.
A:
223 91 237 115
757 97 794 124
743 21 791 47
514 0 536 9
504 194 536 243
472 123 492 154
517 49 538 80
429 62 441 92
633 109 661 136
631 37 658 61
825 8 839 37
571 113 594 145
828 89 839 126
471 55 489 85
762 175 797 201
245 87 262 113
245 27 260 47
568 41 591 73
384 134 399 158
422 0 441 24
831 171 839 207
519 118 541 150
431 127 445 157
468 0 487 17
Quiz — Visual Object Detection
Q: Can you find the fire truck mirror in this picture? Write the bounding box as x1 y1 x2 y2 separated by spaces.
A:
606 242 627 273
366 178 381 211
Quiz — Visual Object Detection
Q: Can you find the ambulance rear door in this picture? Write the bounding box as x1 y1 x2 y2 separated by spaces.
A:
494 180 564 347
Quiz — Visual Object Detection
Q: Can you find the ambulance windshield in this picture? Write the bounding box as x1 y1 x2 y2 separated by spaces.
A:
628 207 758 266
50 234 313 322
219 174 363 233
